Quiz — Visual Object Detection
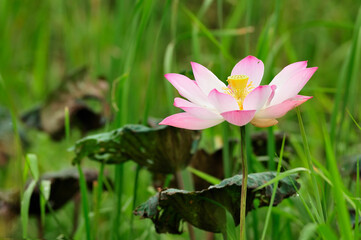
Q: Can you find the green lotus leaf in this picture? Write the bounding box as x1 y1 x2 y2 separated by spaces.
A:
134 171 300 234
72 124 200 174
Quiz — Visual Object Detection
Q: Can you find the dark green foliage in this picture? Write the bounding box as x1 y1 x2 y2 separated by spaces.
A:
134 172 300 234
72 125 201 174
0 107 28 166
342 154 361 180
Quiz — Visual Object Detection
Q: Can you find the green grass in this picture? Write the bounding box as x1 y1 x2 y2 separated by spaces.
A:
0 0 361 239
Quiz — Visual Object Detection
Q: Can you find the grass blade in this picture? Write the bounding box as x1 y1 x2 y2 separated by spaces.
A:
322 120 352 239
40 180 51 226
25 154 39 181
297 108 325 223
187 166 221 185
254 167 310 191
77 164 92 240
347 109 361 131
21 180 37 239
318 224 339 240
181 4 234 62
260 135 286 240
330 6 361 143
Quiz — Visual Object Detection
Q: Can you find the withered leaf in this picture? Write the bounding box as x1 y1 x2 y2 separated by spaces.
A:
21 68 110 140
151 147 227 190
190 143 236 190
134 172 300 234
0 168 106 217
72 124 200 174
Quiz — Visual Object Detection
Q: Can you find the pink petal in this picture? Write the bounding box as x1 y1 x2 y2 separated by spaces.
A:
174 98 221 120
165 73 209 106
265 85 277 107
221 110 256 126
269 61 308 87
159 112 223 130
231 56 264 87
243 85 274 110
256 95 312 119
251 118 278 128
173 97 198 108
191 62 226 95
270 67 317 105
179 107 222 120
208 89 239 113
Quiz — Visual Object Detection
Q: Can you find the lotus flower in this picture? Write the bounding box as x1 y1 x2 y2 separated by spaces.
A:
160 56 317 129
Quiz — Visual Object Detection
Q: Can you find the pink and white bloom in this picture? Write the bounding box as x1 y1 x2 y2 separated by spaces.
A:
160 56 317 129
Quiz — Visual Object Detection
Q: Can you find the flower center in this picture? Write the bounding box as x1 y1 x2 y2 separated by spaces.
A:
223 75 254 110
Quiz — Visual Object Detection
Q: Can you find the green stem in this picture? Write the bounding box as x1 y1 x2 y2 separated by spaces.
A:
77 164 91 240
240 126 247 240
245 125 259 239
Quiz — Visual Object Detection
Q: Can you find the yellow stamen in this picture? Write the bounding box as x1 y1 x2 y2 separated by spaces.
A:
228 75 249 99
224 75 254 110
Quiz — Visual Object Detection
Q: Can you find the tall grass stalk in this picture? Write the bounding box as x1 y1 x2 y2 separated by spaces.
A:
296 108 325 223
39 180 50 226
65 107 91 240
341 7 361 149
245 0 252 55
112 1 156 238
222 0 246 54
21 154 38 239
129 1 172 236
163 0 178 113
76 164 92 240
261 135 286 240
322 120 352 239
182 4 234 62
347 109 361 131
330 6 361 144
93 162 105 238
32 5 50 99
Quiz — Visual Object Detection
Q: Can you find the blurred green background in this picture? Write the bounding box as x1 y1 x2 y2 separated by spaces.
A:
0 0 361 239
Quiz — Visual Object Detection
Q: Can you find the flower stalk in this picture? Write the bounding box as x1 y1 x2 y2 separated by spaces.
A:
239 126 247 240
